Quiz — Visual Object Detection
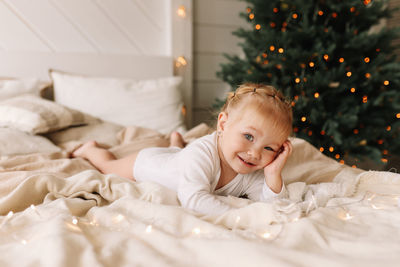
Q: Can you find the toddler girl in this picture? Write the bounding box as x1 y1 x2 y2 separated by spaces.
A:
73 83 293 215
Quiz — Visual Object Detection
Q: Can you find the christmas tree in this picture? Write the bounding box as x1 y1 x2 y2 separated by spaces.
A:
217 0 400 166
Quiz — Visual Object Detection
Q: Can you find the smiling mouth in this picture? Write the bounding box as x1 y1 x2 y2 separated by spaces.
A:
238 156 255 166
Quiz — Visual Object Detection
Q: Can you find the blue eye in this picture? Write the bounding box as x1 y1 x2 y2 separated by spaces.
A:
264 146 274 152
244 134 254 141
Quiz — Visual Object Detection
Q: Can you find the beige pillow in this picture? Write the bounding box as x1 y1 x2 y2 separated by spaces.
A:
0 94 99 134
0 128 60 156
50 70 186 134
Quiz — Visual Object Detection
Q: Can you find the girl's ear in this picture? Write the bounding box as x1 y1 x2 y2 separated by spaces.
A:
217 112 228 132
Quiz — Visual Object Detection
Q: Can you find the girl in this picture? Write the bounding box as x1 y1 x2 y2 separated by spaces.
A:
73 83 293 215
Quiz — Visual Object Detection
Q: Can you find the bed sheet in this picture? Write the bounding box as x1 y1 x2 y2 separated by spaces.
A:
0 123 399 267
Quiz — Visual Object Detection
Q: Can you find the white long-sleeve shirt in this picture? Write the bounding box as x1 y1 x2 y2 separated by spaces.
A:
134 132 286 215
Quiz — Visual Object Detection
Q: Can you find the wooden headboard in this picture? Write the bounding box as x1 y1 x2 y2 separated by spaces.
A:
0 0 193 126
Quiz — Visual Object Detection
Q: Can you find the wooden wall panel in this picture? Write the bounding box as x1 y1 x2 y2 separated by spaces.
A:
193 0 247 125
53 0 138 54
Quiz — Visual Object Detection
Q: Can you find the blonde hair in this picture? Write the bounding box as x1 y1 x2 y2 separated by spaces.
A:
221 83 293 136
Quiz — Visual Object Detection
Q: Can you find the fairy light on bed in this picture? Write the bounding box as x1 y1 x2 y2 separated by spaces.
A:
2 190 399 246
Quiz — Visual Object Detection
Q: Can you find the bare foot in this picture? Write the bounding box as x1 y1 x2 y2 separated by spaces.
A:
71 140 98 159
170 132 185 148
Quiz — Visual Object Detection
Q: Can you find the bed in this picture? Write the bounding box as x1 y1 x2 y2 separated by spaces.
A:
1 1 400 266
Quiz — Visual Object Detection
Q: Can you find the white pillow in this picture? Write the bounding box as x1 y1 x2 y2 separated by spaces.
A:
50 70 186 134
0 128 60 156
0 94 99 134
0 78 48 101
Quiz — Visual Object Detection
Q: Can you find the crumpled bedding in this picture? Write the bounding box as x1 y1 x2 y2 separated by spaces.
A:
1 123 399 267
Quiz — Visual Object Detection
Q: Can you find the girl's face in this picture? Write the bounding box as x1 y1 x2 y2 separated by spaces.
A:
217 104 288 175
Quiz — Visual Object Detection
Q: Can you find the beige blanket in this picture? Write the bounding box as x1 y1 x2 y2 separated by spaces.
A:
1 124 400 267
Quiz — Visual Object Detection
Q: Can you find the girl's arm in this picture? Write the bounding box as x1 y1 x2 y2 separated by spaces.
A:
177 144 233 215
263 140 292 193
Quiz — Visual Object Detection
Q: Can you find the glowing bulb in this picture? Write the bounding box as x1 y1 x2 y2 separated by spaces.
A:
364 57 370 63
329 146 334 152
323 54 329 61
344 212 352 220
295 78 301 83
235 216 241 223
319 147 324 152
192 227 201 235
365 73 371 79
113 214 125 223
175 56 187 67
362 96 368 103
318 10 324 16
339 57 344 63
177 5 186 18
309 62 315 67
278 48 284 53
262 232 271 239
292 13 298 19
301 116 306 122
397 113 400 119
346 72 352 77
255 24 261 30
314 92 320 98
249 13 255 20
350 87 356 93
72 217 78 225
384 80 389 86
6 211 13 219
269 45 275 51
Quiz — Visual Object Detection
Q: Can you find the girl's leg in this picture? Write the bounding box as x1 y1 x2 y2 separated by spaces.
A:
72 132 185 180
72 141 137 180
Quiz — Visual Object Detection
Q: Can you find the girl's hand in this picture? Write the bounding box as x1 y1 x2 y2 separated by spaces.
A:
263 140 292 192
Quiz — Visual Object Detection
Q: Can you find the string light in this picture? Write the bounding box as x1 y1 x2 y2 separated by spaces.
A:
177 5 186 18
292 13 298 19
309 62 315 67
249 13 255 20
384 80 390 86
323 54 329 61
365 73 371 79
192 227 201 235
269 45 275 51
339 58 344 63
397 113 400 119
318 10 324 16
364 57 370 63
350 87 356 93
346 71 352 77
314 92 320 98
175 56 187 68
301 116 306 122
255 24 261 30
362 96 368 103
278 48 284 53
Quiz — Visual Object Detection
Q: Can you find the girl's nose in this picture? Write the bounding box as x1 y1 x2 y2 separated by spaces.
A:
247 148 261 160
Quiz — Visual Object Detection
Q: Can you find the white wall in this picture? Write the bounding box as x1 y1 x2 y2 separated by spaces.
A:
192 0 248 126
